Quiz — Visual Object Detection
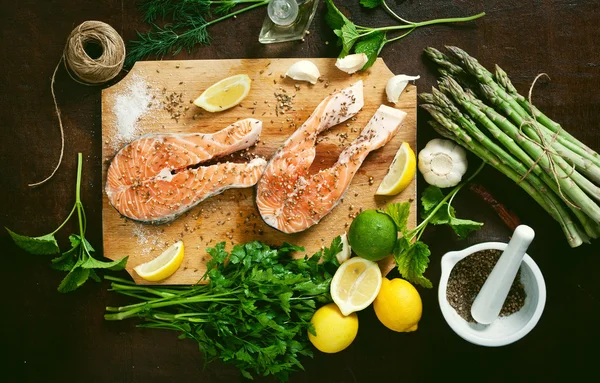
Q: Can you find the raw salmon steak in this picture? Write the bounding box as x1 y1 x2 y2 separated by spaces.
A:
106 119 267 224
256 81 408 233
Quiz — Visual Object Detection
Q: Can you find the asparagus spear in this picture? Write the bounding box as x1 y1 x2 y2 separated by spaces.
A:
425 88 600 240
441 76 600 223
494 64 600 160
446 45 600 168
478 84 600 199
424 116 586 247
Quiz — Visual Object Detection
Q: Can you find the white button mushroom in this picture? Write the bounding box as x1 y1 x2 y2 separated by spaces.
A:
335 53 368 74
418 138 468 188
285 60 320 84
386 74 420 103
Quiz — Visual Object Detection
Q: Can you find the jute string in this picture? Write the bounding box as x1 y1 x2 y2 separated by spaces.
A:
29 20 125 187
518 73 578 209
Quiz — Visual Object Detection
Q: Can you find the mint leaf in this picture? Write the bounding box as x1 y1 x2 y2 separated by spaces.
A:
81 256 128 271
340 23 360 56
360 0 383 8
6 228 60 255
384 202 410 232
354 31 386 69
58 266 90 293
427 203 453 225
51 246 78 271
449 217 483 239
421 186 445 214
325 0 351 30
394 241 432 288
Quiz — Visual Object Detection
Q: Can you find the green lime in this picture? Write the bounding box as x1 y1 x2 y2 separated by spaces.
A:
347 210 397 261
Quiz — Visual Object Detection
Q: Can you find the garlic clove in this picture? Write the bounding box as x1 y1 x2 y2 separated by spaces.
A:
285 60 320 84
335 53 368 74
386 74 420 103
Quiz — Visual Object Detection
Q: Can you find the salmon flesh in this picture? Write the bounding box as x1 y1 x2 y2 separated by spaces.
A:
256 81 408 233
105 119 266 224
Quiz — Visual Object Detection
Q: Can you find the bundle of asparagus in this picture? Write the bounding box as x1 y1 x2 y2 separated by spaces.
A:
421 46 600 247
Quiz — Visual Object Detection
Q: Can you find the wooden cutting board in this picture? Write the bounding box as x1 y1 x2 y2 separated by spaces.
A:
101 58 417 284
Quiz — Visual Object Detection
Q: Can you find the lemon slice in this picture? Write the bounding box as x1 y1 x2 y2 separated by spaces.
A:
133 241 184 282
330 257 383 316
375 142 416 196
193 74 251 112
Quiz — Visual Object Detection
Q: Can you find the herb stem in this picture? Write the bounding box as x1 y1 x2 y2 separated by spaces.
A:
386 26 416 43
412 161 485 241
382 0 414 24
177 0 268 40
356 12 486 34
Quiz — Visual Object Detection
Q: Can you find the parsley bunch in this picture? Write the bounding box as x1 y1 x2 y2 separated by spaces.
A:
6 153 128 293
325 0 485 70
105 239 342 381
383 162 485 288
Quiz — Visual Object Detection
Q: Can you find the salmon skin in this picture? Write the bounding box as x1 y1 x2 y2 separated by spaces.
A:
256 81 407 233
106 119 267 224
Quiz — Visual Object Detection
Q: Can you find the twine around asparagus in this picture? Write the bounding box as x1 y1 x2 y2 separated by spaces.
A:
29 21 125 187
518 73 579 209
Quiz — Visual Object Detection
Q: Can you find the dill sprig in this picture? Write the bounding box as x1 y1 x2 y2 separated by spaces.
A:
127 0 269 66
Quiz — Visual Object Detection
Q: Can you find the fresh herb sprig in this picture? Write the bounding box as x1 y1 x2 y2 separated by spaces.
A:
105 238 342 381
383 162 485 288
6 153 128 293
127 0 269 66
325 0 485 70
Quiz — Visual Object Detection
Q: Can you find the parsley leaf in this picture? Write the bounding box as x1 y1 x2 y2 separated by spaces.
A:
106 237 342 381
360 0 383 8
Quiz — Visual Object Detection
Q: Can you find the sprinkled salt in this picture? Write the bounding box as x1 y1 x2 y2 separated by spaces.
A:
112 74 153 147
132 224 166 256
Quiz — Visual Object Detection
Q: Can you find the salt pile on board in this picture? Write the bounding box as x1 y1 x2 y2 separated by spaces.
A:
132 224 166 256
111 74 154 149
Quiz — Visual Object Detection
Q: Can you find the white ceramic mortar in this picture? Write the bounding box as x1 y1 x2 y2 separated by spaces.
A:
438 242 546 347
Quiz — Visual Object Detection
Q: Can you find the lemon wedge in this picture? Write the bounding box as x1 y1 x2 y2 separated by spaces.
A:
375 142 416 196
193 74 251 112
133 241 184 282
330 257 382 316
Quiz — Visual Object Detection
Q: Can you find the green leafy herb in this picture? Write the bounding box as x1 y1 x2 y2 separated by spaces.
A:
382 162 485 288
127 0 269 66
325 0 485 69
360 0 383 9
6 153 127 293
105 237 342 381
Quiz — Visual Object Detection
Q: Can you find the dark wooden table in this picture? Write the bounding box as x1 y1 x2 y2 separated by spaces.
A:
2 1 598 381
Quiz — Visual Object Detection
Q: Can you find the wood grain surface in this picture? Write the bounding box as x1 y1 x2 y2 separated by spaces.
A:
2 1 600 382
101 58 416 284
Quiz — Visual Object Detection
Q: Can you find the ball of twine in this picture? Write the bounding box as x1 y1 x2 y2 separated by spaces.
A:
63 20 125 84
30 20 125 187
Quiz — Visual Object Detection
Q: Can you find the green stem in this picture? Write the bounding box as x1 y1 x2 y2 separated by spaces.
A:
190 0 268 31
386 27 416 43
412 161 485 241
382 0 414 24
51 204 77 235
356 12 485 33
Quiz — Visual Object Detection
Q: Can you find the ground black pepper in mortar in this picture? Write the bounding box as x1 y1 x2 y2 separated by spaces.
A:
446 249 526 323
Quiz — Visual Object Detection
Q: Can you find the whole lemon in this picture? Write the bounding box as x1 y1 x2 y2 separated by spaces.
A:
373 277 422 332
308 303 359 353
